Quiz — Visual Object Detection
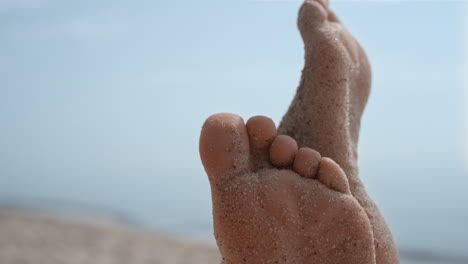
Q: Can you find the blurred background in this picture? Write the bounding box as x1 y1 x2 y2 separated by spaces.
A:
0 0 467 263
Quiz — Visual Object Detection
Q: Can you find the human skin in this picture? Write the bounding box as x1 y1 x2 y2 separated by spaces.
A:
200 114 376 263
277 1 399 263
199 0 399 263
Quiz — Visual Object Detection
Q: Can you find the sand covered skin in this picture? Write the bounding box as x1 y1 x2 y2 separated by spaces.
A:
200 0 399 263
278 1 399 263
200 115 376 263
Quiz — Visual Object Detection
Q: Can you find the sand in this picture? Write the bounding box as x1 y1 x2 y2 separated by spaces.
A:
1 208 466 264
0 209 220 264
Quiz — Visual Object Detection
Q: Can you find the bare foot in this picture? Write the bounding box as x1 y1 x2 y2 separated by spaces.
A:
278 1 399 263
200 114 375 264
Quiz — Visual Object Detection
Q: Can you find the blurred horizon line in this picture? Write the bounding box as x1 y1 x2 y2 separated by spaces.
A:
252 0 468 3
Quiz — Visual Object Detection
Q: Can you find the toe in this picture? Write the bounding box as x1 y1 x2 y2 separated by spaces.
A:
269 135 298 168
327 9 340 23
315 0 329 9
200 113 250 187
317 157 351 194
298 0 343 45
246 116 277 168
292 147 321 178
298 0 328 38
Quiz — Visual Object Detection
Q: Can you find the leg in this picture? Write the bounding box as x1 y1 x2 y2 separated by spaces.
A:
278 1 399 263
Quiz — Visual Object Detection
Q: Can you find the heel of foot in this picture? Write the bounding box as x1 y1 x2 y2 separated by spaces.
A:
317 157 351 194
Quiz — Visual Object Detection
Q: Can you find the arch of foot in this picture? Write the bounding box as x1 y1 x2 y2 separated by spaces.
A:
269 134 350 194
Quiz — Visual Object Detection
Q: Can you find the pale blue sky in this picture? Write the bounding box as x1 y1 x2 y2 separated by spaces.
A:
0 0 467 256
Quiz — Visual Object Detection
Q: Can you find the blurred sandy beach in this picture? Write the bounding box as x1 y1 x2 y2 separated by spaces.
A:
2 208 468 264
0 209 220 264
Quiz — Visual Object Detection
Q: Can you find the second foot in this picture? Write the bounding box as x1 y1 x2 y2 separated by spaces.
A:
200 113 376 264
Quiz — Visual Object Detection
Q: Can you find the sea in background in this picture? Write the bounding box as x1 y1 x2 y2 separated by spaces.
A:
1 0 467 263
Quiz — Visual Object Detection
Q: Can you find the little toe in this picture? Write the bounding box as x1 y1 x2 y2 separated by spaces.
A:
199 113 250 187
246 116 277 169
269 135 298 168
317 157 351 194
292 147 321 178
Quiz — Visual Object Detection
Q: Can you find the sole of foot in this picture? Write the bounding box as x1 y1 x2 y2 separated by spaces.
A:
200 113 376 264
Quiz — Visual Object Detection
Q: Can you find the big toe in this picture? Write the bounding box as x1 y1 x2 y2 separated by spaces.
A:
298 0 328 34
246 116 276 169
298 0 341 43
200 113 250 187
